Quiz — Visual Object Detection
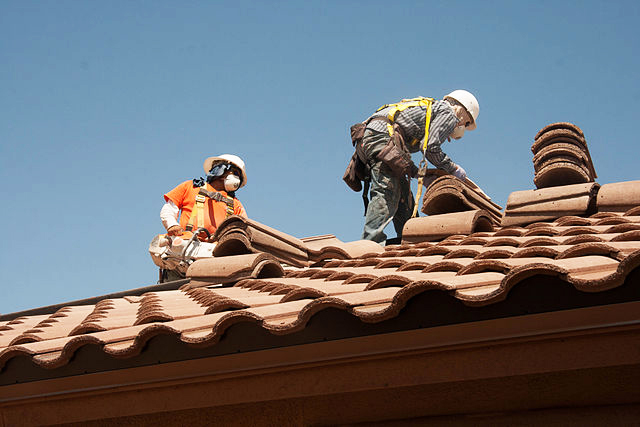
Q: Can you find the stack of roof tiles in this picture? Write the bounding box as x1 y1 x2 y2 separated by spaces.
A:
532 122 597 189
502 122 608 227
212 216 384 267
420 170 503 224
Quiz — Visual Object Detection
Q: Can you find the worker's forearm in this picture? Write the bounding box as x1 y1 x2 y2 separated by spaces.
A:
160 201 180 230
426 148 456 173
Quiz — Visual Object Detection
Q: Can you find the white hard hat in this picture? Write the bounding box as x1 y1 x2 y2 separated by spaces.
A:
203 154 247 188
444 90 479 130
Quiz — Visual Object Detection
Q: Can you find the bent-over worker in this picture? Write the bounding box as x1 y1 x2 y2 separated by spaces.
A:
358 90 480 243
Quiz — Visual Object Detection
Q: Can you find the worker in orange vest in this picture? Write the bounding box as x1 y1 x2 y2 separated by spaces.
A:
158 154 248 282
162 154 248 237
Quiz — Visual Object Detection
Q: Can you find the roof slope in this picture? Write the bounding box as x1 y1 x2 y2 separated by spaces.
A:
1 201 640 381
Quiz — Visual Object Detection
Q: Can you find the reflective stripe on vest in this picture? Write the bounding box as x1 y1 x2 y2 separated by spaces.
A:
375 97 434 151
185 194 206 232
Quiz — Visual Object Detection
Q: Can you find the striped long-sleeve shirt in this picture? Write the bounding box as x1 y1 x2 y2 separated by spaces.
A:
366 99 459 173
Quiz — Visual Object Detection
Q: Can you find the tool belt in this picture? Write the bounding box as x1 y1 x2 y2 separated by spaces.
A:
376 123 417 178
343 116 394 214
343 117 387 189
343 116 419 215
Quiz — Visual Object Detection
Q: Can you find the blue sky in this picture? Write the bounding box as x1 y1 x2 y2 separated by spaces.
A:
1 0 639 314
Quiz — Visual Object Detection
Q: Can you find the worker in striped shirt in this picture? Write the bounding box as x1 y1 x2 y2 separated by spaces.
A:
359 90 480 243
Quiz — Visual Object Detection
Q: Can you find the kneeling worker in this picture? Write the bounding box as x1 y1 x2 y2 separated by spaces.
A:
358 90 479 243
159 154 248 281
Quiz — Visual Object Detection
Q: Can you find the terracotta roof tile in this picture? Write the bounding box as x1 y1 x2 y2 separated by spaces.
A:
534 161 592 189
533 144 590 173
213 216 310 267
597 181 640 213
306 238 385 262
502 182 599 227
186 253 285 285
535 121 585 139
70 298 141 335
6 306 95 346
401 210 494 243
421 175 503 224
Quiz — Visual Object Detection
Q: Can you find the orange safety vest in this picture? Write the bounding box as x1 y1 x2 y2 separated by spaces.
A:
164 180 246 237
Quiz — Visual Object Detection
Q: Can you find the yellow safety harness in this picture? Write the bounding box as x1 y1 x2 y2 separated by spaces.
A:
376 97 434 218
185 187 235 232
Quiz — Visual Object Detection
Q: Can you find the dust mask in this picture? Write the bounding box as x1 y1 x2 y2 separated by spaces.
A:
224 174 241 191
450 125 465 140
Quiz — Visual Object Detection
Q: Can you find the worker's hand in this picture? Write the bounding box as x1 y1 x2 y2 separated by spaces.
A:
452 165 467 180
167 225 184 236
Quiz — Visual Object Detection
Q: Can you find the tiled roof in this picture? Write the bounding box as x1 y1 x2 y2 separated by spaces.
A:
1 122 639 383
1 197 640 378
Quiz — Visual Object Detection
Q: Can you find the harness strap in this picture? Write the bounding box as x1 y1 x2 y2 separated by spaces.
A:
421 101 433 153
375 97 434 147
185 194 206 232
198 188 236 218
362 178 370 216
185 187 236 232
411 101 434 218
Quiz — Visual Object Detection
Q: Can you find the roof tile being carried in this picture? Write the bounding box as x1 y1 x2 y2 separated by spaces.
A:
421 175 503 224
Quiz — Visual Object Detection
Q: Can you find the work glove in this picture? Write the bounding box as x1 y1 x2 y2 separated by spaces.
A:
167 225 184 236
452 165 467 181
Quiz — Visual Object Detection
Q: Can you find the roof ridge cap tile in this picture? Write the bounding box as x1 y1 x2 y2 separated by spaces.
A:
186 253 284 286
597 181 640 213
401 210 494 245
